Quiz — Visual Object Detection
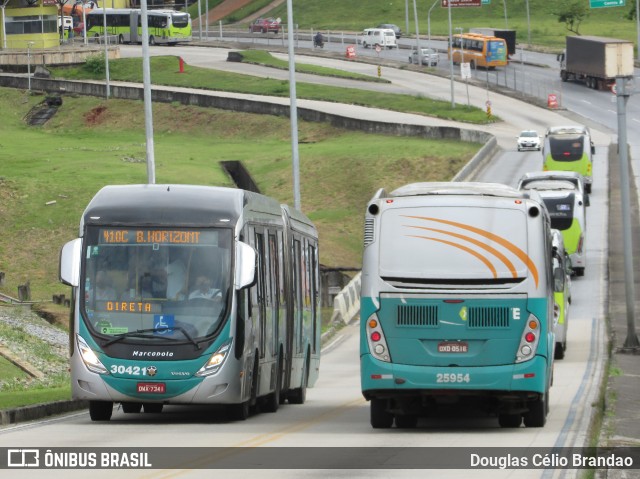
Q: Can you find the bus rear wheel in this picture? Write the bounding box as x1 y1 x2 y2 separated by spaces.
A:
149 35 155 45
523 393 548 427
89 400 113 421
370 398 393 428
395 414 418 428
118 34 124 45
498 413 522 428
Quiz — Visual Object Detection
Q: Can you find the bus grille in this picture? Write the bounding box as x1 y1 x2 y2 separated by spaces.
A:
397 305 439 327
364 218 375 247
467 307 510 328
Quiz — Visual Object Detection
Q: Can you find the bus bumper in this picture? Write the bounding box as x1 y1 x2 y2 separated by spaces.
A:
361 353 549 399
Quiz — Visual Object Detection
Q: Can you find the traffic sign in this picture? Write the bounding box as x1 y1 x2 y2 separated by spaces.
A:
481 0 490 3
589 0 625 8
442 0 482 7
460 63 471 79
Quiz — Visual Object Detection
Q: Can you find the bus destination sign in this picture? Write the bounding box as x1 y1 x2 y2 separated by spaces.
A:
100 229 203 245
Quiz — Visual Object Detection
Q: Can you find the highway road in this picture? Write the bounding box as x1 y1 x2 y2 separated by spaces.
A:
0 43 618 478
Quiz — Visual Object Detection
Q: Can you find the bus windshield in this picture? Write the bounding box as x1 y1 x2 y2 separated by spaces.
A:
171 12 189 28
548 136 584 161
82 226 232 341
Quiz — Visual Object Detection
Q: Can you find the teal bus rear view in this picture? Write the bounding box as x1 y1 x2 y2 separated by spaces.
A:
360 183 555 429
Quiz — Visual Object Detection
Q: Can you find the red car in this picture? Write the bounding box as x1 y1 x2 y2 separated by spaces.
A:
249 17 280 34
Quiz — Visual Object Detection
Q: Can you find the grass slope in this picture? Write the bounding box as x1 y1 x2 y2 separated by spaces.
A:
0 87 480 303
229 0 638 50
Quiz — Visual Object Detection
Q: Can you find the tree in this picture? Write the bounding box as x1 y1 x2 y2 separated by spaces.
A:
53 0 70 42
625 3 637 21
550 0 590 35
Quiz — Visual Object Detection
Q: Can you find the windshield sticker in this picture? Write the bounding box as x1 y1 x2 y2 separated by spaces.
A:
154 315 175 335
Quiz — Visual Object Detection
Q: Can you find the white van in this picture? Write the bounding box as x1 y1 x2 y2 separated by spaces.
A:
357 28 398 49
57 15 73 32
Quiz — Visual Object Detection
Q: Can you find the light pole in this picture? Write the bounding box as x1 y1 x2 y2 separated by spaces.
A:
412 0 422 65
502 0 508 29
27 41 34 92
427 0 438 44
405 0 409 37
636 0 639 62
286 0 301 210
82 0 87 46
525 0 531 47
102 6 110 99
448 0 455 108
616 76 640 350
140 0 156 183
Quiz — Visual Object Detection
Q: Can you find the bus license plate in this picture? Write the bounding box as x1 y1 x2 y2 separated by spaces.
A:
438 341 468 353
137 382 166 394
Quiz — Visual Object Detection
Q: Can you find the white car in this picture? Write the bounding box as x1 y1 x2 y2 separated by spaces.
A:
516 130 541 151
409 48 439 66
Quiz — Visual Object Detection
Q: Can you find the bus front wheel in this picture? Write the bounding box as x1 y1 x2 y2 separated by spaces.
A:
370 398 393 428
149 35 155 45
118 34 124 45
89 400 113 421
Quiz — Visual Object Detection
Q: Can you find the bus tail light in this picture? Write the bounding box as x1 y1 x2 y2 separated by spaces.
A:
77 335 108 375
577 234 584 254
366 314 391 363
516 315 541 363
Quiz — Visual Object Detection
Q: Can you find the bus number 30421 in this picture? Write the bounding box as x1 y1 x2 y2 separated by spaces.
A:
436 373 471 383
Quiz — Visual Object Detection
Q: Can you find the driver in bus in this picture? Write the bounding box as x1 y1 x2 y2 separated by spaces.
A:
188 275 221 301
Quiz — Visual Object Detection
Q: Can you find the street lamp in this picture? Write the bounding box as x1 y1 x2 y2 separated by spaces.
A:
502 0 508 29
102 6 110 99
427 0 439 44
525 0 531 47
27 41 34 92
412 0 422 65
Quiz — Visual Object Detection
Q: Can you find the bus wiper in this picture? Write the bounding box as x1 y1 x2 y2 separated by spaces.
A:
103 327 201 349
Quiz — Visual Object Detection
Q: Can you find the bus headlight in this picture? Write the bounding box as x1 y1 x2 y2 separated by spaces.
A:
77 334 108 375
196 339 232 377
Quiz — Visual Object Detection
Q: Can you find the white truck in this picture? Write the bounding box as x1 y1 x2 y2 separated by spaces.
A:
558 36 634 90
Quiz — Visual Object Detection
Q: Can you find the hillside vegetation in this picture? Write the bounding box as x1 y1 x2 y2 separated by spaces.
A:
0 87 479 303
222 0 638 50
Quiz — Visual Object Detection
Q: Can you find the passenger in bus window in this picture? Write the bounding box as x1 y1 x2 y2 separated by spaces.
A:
189 275 221 300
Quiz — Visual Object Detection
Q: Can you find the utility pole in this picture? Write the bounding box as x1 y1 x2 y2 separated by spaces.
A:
615 76 640 350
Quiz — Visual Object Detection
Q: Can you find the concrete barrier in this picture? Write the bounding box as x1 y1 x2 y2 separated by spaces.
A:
330 272 361 325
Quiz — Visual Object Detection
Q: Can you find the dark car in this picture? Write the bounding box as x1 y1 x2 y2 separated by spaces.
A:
249 17 281 34
377 23 401 39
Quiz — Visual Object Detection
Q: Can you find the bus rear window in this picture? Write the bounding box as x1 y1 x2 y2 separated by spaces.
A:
542 196 575 231
549 137 584 161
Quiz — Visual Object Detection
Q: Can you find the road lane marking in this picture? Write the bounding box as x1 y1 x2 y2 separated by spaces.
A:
141 397 367 477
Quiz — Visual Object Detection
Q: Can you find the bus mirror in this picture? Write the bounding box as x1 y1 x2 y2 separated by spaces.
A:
235 241 256 290
59 238 82 287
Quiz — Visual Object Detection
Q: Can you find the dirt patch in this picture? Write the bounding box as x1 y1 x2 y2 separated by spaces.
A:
84 105 107 126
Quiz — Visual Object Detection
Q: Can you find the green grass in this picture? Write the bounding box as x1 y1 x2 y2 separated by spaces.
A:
0 386 72 410
0 87 480 303
236 49 389 83
229 0 638 51
0 357 30 381
52 56 493 124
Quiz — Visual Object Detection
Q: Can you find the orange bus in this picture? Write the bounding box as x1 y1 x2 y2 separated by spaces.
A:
449 33 508 69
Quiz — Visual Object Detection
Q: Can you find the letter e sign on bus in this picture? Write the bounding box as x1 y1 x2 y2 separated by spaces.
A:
442 0 482 7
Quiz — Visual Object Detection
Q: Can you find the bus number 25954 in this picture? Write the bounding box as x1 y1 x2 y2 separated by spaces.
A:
436 373 471 383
